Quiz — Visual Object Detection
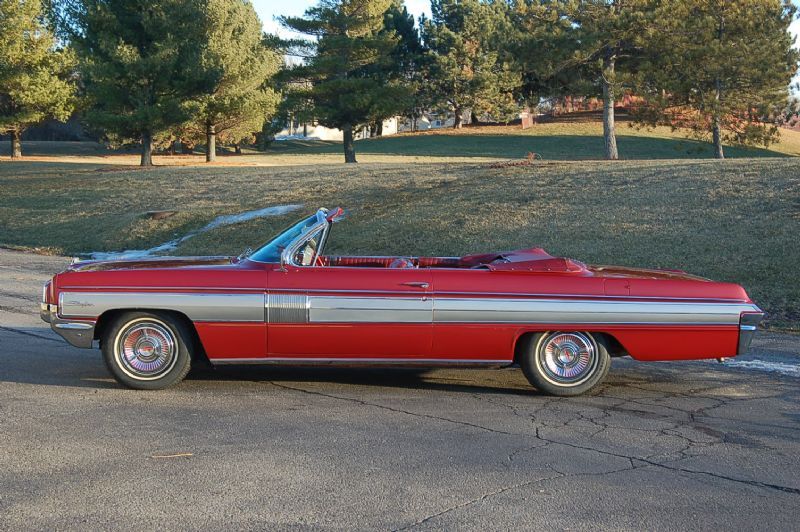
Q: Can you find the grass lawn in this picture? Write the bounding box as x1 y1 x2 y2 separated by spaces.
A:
0 146 798 330
3 123 800 164
266 123 800 159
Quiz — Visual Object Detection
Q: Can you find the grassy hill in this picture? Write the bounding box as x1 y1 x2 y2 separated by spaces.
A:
3 122 800 163
1 141 798 330
267 123 800 160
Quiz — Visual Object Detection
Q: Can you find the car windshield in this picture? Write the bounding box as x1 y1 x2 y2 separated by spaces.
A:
249 214 320 263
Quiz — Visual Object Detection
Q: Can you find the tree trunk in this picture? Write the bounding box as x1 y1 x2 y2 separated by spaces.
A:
342 125 357 163
712 78 725 159
303 123 308 137
712 115 725 160
471 110 480 126
141 131 153 166
206 122 216 163
10 129 22 159
453 107 463 129
602 55 619 161
234 143 242 155
376 121 383 137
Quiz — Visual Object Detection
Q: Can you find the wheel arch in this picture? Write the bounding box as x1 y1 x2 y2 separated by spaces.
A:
94 308 210 364
513 329 629 365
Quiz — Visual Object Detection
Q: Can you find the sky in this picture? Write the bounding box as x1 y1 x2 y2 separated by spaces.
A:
252 0 432 38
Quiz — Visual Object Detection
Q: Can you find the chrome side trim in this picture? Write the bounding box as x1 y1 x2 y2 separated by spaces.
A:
308 296 432 323
433 298 760 325
54 322 94 330
210 357 510 367
59 292 266 322
268 293 309 323
55 285 750 303
54 290 761 329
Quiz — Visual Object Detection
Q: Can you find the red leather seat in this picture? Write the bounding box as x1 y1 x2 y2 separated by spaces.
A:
388 258 414 269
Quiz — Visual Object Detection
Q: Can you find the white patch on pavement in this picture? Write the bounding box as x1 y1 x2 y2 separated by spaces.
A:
724 358 800 378
90 204 303 260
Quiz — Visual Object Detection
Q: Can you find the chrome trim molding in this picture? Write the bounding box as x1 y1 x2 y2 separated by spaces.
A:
308 296 432 323
738 312 765 355
210 357 511 367
433 298 760 326
54 285 750 304
267 293 309 323
55 290 760 328
54 322 94 330
59 292 266 322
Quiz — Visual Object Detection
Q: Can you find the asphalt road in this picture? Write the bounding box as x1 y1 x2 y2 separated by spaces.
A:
1 249 799 530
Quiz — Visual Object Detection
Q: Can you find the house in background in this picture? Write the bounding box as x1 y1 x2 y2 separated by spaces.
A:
274 117 400 141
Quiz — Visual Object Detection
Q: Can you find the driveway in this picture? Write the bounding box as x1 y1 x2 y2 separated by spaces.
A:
1 249 798 530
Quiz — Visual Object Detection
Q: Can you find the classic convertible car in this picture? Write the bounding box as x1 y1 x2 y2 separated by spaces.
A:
41 207 764 396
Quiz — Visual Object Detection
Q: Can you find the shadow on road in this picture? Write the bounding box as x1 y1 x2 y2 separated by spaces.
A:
1 325 538 394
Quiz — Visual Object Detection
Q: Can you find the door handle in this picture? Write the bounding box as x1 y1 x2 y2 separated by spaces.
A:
401 281 429 289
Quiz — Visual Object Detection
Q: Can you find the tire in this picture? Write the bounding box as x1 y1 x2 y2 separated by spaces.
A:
101 311 193 390
520 331 611 397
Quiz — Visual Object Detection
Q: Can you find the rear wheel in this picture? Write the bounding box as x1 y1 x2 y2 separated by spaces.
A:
102 312 192 390
520 331 610 396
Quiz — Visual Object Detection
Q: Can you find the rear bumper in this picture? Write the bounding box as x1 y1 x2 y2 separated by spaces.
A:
40 303 96 349
738 311 765 356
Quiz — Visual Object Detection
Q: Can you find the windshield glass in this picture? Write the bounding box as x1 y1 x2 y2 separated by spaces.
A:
249 215 319 263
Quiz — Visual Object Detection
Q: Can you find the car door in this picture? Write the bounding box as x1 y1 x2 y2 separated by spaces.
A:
266 265 433 359
430 268 605 361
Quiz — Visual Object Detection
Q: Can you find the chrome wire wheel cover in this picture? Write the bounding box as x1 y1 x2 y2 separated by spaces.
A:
114 319 178 380
536 332 598 387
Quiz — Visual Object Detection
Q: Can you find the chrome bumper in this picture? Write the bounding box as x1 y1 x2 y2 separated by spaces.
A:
40 303 97 349
738 311 765 356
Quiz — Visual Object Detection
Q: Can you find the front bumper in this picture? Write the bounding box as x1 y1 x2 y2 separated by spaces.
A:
40 303 96 349
738 311 765 356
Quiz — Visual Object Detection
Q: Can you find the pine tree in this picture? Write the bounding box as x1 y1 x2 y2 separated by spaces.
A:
510 1 579 107
371 0 423 135
0 0 76 159
422 0 520 129
559 1 650 159
192 0 282 162
71 0 215 166
636 0 798 159
281 0 407 163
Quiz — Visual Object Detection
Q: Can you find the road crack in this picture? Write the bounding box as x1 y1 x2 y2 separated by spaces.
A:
267 381 516 435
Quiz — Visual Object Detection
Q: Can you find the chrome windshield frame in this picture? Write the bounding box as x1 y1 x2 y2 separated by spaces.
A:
280 208 331 269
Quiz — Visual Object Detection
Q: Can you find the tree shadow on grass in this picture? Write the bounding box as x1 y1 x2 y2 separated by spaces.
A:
271 134 792 160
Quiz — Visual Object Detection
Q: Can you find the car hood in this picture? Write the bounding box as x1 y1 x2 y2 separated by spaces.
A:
67 256 234 272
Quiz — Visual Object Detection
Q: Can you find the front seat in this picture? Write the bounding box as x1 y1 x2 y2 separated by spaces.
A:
388 258 415 269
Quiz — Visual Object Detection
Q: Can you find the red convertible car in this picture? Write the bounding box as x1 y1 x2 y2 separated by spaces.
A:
41 207 764 396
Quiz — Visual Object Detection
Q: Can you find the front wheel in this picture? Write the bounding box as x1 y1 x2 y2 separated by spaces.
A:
102 312 193 390
520 331 610 396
